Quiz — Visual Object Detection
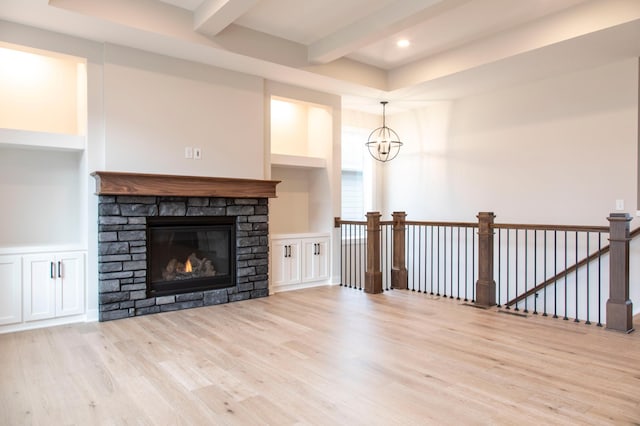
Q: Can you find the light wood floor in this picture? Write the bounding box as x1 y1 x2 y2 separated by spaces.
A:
1 286 640 425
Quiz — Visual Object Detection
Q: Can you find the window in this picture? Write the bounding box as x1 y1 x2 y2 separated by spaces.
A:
341 127 373 220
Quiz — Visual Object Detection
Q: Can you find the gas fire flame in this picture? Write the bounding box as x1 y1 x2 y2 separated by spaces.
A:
185 258 192 273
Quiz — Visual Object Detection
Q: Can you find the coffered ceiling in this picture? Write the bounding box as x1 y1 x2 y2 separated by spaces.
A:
1 0 640 112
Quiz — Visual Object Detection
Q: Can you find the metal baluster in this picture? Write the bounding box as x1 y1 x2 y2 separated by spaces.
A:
384 225 387 292
380 224 384 291
506 229 510 310
340 224 344 286
498 228 501 307
443 227 448 298
553 230 558 319
472 228 476 303
543 231 548 317
418 226 422 292
449 226 454 299
349 224 358 288
412 225 417 291
386 225 390 291
457 227 461 300
563 230 568 320
533 230 538 315
351 224 355 289
464 227 469 302
424 225 428 295
358 223 362 289
507 229 520 311
523 229 528 313
388 224 392 291
430 225 434 295
344 224 349 288
437 226 441 296
585 232 591 325
574 231 579 322
388 224 392 290
597 233 602 327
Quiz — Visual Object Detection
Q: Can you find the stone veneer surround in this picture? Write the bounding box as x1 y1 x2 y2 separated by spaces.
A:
98 195 269 321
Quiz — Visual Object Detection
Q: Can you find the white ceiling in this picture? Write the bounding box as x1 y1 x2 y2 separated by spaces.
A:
1 0 639 113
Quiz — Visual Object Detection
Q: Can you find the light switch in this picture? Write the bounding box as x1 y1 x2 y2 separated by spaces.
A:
615 199 624 211
185 147 193 159
194 148 202 160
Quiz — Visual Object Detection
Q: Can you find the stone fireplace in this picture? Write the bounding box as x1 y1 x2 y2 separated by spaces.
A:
92 172 279 321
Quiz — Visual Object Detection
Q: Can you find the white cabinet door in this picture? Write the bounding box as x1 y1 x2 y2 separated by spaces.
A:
23 255 56 322
272 239 301 287
0 255 22 325
56 252 85 317
302 238 329 283
23 252 85 321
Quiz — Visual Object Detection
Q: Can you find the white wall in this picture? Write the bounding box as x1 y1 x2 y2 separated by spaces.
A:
383 59 639 227
103 45 265 179
0 147 83 247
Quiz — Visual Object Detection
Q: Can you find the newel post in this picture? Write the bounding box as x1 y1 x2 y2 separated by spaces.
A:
391 211 408 289
475 212 496 307
606 213 634 333
365 211 383 294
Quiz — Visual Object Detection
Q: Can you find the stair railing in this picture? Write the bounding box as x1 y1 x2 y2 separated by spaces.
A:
335 211 635 332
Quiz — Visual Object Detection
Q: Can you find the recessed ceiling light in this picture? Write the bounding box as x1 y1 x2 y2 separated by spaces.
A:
397 39 410 48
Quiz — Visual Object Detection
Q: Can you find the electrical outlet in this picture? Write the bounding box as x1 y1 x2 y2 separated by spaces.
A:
615 199 624 211
184 146 193 159
194 148 202 160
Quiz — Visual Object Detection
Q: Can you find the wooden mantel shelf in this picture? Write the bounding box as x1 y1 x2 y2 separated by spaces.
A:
91 171 280 198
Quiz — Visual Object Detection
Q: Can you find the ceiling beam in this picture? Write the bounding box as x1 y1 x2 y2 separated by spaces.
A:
193 0 258 36
307 0 446 64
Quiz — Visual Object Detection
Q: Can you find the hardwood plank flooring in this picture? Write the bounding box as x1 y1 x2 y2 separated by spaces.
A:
1 286 640 425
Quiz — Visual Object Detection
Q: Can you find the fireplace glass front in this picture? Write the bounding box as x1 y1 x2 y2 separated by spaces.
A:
147 216 236 297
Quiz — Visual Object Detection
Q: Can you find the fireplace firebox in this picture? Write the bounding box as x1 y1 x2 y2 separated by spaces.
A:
147 216 236 297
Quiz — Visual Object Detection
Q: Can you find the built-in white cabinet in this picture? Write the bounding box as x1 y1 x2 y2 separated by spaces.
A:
272 239 302 287
302 238 329 283
271 234 329 292
0 249 86 333
23 252 85 322
0 255 22 326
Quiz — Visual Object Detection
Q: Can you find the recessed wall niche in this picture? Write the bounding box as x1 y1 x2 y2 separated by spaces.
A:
0 42 87 136
269 96 333 235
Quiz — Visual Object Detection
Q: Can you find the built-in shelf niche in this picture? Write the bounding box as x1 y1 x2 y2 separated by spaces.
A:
0 42 87 151
0 42 87 250
269 96 333 235
270 96 332 162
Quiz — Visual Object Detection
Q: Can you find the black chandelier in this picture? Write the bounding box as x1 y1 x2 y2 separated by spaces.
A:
365 101 403 162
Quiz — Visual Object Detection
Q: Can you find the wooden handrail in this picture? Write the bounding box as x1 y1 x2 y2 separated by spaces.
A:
406 220 478 228
493 223 608 232
334 218 391 227
505 227 640 308
334 217 367 227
